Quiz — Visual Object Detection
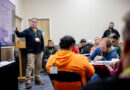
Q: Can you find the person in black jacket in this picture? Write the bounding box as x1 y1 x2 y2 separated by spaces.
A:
43 40 57 59
102 22 120 39
14 18 44 89
79 39 90 54
42 40 57 69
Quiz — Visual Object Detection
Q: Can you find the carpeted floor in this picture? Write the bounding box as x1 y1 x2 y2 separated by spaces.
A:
18 73 54 90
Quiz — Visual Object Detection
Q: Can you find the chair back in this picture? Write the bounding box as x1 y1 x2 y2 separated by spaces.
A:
48 71 83 90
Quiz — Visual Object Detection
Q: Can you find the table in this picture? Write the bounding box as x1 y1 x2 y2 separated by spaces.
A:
0 61 18 90
90 61 111 78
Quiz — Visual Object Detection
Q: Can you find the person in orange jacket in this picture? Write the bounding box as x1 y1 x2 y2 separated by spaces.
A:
46 35 95 90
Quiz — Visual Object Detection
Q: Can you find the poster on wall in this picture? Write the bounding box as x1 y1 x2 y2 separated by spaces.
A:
0 0 15 46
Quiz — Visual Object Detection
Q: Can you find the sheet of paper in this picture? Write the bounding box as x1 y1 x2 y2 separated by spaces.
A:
90 61 112 65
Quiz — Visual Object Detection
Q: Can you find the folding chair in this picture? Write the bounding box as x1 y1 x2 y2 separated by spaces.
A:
48 71 83 90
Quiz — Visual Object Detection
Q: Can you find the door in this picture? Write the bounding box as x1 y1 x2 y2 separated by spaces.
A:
28 19 50 46
15 16 22 42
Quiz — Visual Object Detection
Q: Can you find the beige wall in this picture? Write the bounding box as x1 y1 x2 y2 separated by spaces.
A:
22 0 130 44
9 0 24 18
10 0 130 44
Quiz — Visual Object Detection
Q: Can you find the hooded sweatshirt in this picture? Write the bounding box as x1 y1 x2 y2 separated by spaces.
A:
88 47 118 61
46 50 95 90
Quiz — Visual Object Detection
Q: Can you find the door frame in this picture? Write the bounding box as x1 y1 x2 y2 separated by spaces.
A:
15 15 24 31
26 17 52 40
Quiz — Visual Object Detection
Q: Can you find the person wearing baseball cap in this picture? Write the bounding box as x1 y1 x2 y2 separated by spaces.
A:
79 39 90 54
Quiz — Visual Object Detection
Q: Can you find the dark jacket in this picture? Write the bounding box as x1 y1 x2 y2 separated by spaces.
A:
79 44 90 54
82 77 130 90
88 47 118 61
15 27 44 54
43 46 57 59
102 28 120 38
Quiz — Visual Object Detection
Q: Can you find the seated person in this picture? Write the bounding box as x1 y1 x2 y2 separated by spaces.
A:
109 34 121 58
87 40 94 50
105 59 122 76
43 40 57 59
88 37 118 61
42 40 57 70
82 11 130 90
46 35 95 90
90 37 100 54
73 45 79 54
79 39 90 54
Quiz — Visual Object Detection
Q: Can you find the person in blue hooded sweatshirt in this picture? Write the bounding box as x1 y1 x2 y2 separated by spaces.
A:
88 37 118 61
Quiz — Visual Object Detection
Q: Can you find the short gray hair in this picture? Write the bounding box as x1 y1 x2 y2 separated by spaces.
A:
31 17 38 21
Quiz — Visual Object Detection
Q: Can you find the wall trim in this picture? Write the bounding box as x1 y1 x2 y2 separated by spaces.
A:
15 15 24 31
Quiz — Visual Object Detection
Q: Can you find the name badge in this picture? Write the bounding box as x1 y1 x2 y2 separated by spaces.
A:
50 66 58 74
35 38 40 42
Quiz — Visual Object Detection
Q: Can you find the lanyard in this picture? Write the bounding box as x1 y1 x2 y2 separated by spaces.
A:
123 67 130 74
33 31 37 37
49 49 53 55
101 52 103 56
53 53 57 66
53 58 57 67
53 59 55 66
110 30 112 35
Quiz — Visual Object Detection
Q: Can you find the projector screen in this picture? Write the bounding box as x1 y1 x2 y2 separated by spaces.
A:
0 0 15 46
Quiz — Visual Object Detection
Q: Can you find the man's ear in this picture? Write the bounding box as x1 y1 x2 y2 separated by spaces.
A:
69 44 73 51
123 40 129 53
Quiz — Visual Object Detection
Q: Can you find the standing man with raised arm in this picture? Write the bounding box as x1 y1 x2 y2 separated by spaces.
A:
14 18 44 89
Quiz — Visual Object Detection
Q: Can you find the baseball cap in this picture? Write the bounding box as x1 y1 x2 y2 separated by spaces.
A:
80 39 86 43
